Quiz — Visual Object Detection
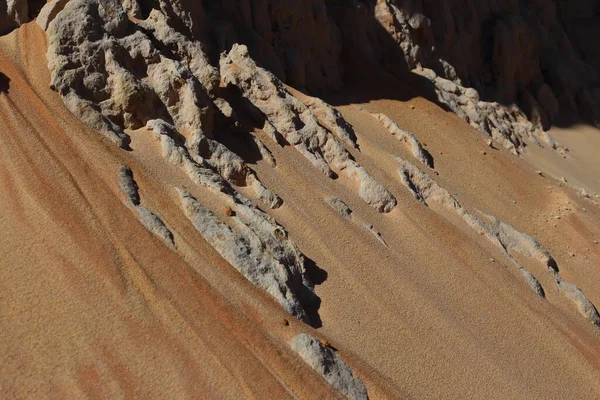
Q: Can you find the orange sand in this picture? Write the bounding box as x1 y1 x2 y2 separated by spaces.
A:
1 22 599 399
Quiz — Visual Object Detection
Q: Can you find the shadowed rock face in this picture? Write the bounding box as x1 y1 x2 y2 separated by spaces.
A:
37 0 600 155
0 0 28 34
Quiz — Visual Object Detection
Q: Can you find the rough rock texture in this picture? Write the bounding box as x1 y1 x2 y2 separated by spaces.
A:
372 0 600 152
556 278 600 326
307 97 359 150
40 0 600 157
46 1 281 209
290 334 369 400
397 156 545 297
370 112 433 167
118 165 175 247
327 197 353 220
179 189 320 324
146 119 281 209
36 0 69 31
221 44 396 213
397 156 600 326
0 0 28 35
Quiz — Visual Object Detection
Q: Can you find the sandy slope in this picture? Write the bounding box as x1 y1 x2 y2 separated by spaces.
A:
1 22 600 399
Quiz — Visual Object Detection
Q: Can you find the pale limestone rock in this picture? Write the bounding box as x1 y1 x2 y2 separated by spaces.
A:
220 44 396 213
290 334 368 400
179 189 319 324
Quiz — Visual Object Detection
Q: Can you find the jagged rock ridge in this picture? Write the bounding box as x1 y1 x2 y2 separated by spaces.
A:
396 156 600 326
118 165 175 246
179 189 320 325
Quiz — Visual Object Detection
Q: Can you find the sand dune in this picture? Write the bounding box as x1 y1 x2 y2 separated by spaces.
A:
1 9 600 400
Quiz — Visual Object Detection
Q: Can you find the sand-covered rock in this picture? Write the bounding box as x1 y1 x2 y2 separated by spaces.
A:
397 156 545 297
221 44 396 213
290 334 369 400
397 156 600 325
556 278 600 327
118 166 175 247
370 112 433 168
179 189 319 324
327 197 353 220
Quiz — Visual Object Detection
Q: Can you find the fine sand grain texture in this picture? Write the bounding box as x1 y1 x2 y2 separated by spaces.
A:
1 18 600 400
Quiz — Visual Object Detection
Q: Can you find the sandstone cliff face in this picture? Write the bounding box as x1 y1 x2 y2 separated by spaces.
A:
35 0 600 154
369 0 600 150
0 0 28 34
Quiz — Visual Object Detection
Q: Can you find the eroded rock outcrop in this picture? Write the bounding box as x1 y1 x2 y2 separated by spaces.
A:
146 119 281 209
397 156 600 326
221 44 396 213
42 0 600 158
373 0 600 153
179 189 320 324
46 1 280 209
0 0 28 35
118 165 175 247
307 97 359 150
290 333 369 400
370 112 433 167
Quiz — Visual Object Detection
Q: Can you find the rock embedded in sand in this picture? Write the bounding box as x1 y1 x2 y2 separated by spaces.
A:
397 155 600 325
327 197 353 221
306 96 359 150
396 156 546 297
178 189 320 324
118 166 175 247
221 44 396 213
370 112 433 168
556 278 600 327
290 333 369 400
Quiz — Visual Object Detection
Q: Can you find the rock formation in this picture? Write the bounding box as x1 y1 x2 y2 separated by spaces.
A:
290 334 369 400
0 0 28 35
370 112 433 167
179 189 320 324
327 197 354 220
372 0 600 152
220 44 397 213
37 0 600 158
118 165 175 247
397 156 600 326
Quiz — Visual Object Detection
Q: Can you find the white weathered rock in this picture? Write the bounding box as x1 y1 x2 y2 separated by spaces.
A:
370 112 433 168
220 44 396 213
179 190 320 324
147 119 281 209
36 0 69 31
306 97 359 150
556 278 600 327
327 197 353 220
290 334 368 400
118 166 175 247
